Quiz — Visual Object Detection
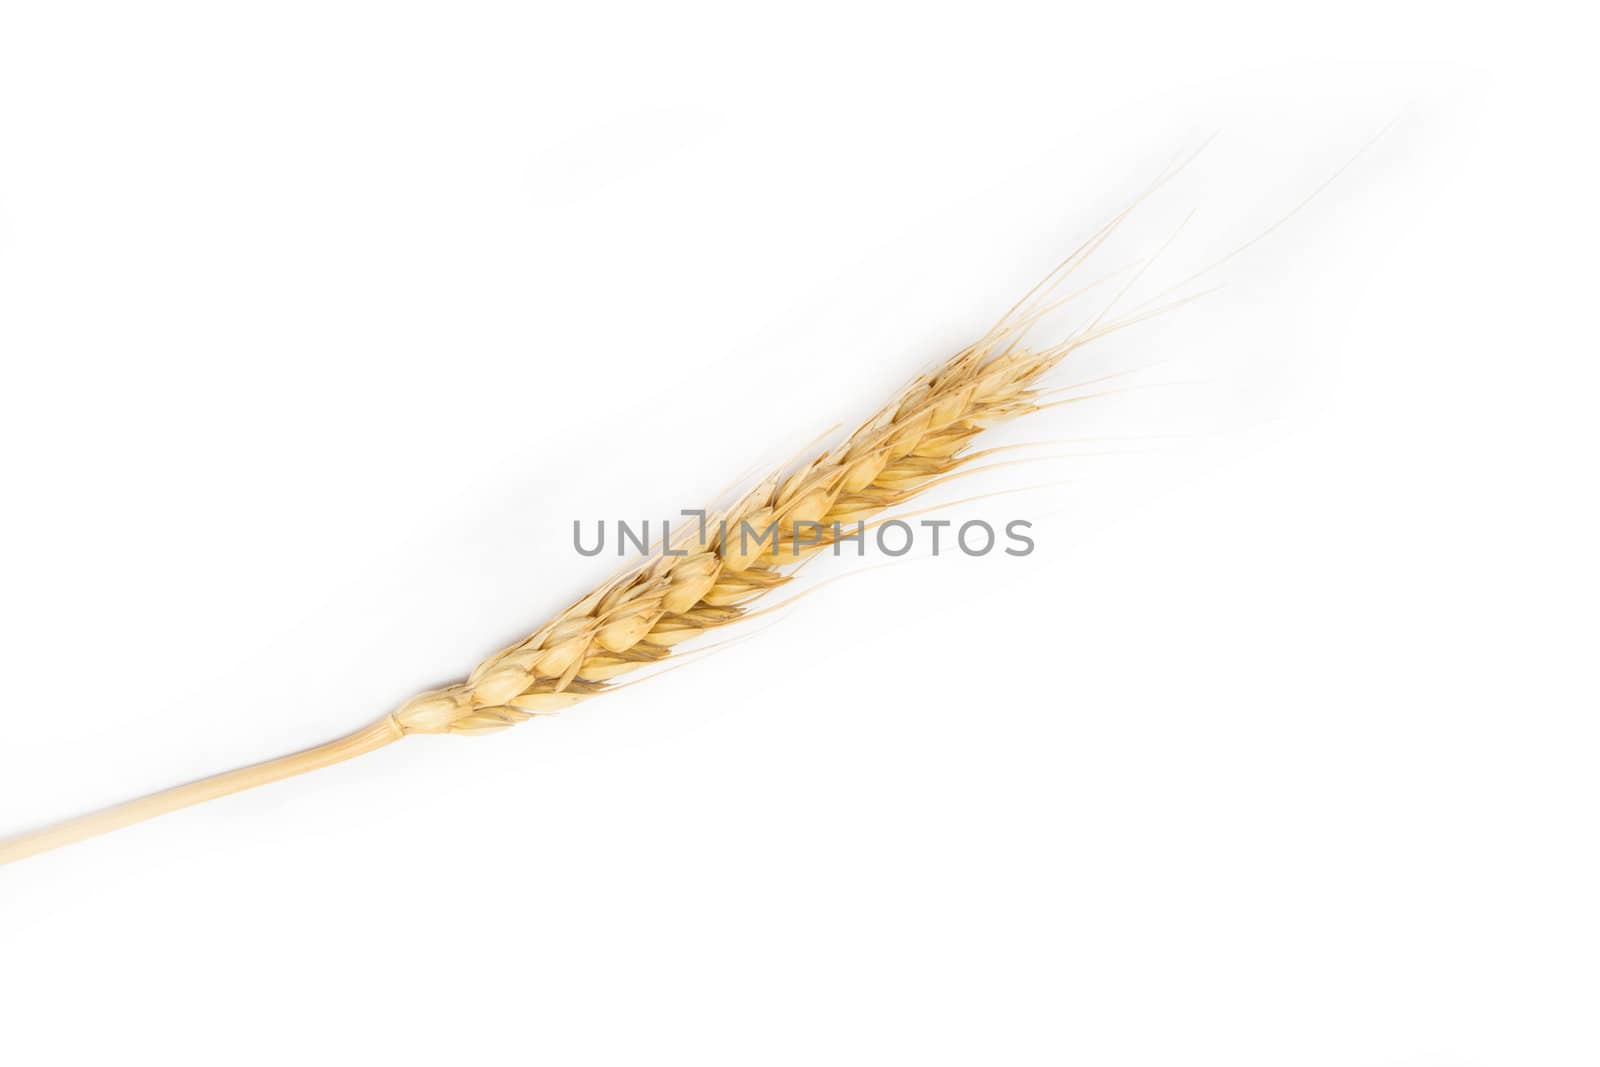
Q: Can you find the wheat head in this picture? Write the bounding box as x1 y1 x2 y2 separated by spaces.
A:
392 271 1121 737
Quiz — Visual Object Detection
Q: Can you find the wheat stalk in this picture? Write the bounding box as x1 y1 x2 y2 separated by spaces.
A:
0 188 1188 867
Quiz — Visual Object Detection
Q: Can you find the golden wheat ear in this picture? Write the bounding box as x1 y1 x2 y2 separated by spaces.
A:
0 184 1189 867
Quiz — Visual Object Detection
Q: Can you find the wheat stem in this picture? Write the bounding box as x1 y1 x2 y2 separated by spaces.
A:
0 717 404 866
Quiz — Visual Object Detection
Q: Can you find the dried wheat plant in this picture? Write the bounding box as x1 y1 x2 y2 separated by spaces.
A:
0 172 1209 867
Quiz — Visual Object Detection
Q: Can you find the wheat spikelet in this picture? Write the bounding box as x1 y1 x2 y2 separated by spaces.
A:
0 187 1184 866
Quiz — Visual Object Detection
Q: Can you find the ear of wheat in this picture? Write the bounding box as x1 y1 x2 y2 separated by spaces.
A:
0 186 1193 867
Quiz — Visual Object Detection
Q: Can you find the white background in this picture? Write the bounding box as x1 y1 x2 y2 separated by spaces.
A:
1 4 1596 1065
